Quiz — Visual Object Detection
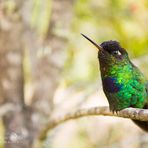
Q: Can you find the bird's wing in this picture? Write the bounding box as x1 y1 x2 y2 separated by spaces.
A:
145 82 148 94
144 82 148 107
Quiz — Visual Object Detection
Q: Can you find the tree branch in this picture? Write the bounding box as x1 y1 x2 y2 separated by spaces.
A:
37 106 148 143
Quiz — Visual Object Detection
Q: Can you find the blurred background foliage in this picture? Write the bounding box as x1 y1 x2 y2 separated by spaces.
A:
1 0 148 148
63 0 148 87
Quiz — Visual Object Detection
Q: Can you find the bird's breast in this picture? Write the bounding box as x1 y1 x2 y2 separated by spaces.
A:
102 77 123 93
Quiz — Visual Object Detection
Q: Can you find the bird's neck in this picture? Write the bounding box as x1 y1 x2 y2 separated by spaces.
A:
99 61 132 79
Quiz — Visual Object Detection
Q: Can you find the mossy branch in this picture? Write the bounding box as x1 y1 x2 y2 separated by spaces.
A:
37 106 148 144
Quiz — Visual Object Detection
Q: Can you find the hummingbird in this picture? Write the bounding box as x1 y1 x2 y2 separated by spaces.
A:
81 33 148 132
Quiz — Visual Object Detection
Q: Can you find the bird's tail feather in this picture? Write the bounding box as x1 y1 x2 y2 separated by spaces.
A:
132 120 148 132
132 104 148 132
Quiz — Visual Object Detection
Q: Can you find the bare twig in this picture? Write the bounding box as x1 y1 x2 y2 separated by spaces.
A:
37 106 148 143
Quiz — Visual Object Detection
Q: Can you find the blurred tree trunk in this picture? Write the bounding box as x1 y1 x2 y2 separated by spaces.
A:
30 0 74 128
0 0 74 147
0 1 33 148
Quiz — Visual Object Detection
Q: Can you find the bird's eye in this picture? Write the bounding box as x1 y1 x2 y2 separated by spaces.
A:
112 50 121 56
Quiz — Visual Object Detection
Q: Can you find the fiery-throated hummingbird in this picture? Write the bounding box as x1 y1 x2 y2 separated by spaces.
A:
81 34 148 132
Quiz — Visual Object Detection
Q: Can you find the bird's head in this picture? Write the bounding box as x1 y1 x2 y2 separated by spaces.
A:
81 34 129 66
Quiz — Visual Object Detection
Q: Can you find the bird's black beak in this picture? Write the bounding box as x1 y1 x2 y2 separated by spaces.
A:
81 33 103 51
